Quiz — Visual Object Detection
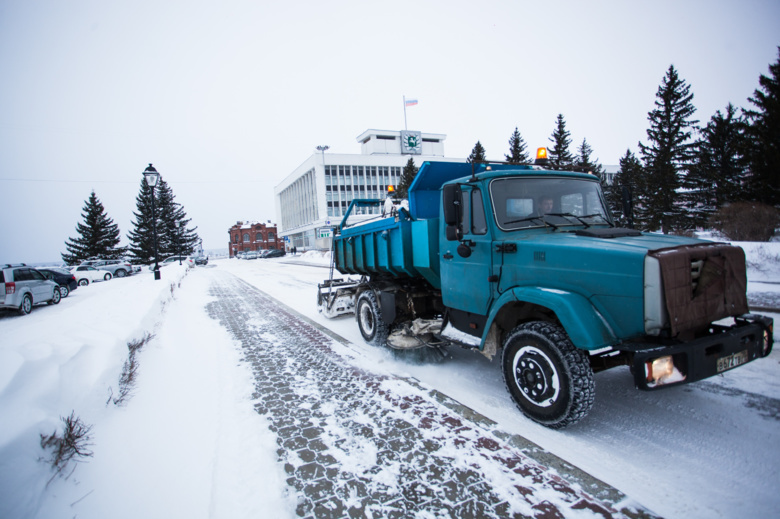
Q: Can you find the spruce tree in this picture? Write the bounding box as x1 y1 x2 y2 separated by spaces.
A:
505 127 530 164
743 47 780 206
685 103 747 226
548 114 574 170
126 177 158 264
574 138 605 179
467 141 487 163
638 65 699 233
127 176 200 263
152 178 199 257
61 191 123 265
396 158 418 199
607 150 645 228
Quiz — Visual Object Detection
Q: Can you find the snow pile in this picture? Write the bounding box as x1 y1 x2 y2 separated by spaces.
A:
0 266 292 519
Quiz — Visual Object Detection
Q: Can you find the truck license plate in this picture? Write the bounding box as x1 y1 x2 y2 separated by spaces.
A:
717 350 748 373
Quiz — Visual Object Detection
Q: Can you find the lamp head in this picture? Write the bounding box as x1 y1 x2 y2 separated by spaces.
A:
143 163 160 187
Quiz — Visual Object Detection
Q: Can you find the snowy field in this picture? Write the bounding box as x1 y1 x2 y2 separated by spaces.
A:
0 241 778 519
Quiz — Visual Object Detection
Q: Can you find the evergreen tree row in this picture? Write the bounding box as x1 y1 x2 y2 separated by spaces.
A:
464 47 780 235
61 175 200 265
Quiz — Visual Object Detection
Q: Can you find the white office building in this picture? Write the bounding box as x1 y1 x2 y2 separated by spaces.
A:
274 129 458 250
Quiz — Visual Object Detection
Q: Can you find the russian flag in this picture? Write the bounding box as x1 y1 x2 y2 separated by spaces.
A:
405 98 418 107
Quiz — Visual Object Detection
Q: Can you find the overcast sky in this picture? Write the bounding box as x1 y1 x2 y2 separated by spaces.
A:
1 0 778 263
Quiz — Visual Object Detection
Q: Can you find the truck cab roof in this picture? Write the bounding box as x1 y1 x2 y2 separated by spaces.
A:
409 161 598 221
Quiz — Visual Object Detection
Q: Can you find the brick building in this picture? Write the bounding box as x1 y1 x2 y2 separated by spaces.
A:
228 221 281 258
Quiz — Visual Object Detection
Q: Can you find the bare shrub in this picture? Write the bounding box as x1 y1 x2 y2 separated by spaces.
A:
745 245 780 274
109 333 153 406
710 202 780 242
40 412 94 477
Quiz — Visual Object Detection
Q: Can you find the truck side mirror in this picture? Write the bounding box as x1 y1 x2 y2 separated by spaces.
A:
442 184 461 226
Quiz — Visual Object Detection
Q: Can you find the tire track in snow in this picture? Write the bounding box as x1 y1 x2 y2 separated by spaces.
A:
205 271 657 518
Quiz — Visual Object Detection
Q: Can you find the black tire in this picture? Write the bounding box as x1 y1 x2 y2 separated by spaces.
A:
59 285 70 298
103 272 112 281
115 269 127 278
356 290 389 345
501 321 595 429
78 279 89 286
19 294 32 315
48 288 61 305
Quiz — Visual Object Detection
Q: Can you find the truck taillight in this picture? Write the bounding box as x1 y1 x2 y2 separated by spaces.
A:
6 282 15 295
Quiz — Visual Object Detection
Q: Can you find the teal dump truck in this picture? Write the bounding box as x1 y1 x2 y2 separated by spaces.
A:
317 155 774 428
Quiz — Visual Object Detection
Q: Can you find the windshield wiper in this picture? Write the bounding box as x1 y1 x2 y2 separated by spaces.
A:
545 212 591 228
504 215 558 230
505 215 543 226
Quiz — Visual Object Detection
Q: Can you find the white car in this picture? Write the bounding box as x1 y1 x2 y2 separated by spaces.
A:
149 256 194 270
70 265 112 286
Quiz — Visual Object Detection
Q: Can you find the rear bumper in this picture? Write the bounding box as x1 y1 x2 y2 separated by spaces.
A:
626 314 773 390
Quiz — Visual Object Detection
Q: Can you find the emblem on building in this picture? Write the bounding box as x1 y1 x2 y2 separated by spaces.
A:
401 130 422 155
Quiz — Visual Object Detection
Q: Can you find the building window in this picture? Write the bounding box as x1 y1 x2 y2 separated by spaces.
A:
268 233 274 239
243 233 250 242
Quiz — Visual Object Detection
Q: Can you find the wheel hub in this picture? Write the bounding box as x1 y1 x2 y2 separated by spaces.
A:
513 346 560 407
359 304 375 335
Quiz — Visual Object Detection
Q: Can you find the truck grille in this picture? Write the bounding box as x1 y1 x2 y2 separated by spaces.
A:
690 259 704 291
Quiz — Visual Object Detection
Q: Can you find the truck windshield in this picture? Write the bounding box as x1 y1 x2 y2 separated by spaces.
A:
490 177 612 231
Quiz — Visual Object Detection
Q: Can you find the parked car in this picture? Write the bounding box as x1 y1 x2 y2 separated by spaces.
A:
81 259 134 278
70 265 112 285
152 255 195 269
245 251 259 260
37 267 78 297
1 264 61 314
192 255 208 266
263 249 286 259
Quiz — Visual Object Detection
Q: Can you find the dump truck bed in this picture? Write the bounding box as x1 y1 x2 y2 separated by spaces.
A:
335 214 441 288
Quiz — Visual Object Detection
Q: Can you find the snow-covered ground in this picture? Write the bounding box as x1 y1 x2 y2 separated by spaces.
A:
0 242 778 519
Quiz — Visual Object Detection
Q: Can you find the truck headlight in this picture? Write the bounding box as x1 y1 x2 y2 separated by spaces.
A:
645 355 686 387
763 325 773 356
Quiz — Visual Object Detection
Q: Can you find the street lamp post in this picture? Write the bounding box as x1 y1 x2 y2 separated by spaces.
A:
316 145 330 256
178 221 185 265
143 164 161 280
316 145 329 163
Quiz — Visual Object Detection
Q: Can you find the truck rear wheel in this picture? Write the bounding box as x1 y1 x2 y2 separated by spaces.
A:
501 321 594 429
356 290 389 346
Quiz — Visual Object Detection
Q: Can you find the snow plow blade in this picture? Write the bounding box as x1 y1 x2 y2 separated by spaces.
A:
317 278 360 318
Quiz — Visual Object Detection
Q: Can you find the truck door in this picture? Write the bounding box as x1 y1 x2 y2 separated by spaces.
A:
440 186 493 315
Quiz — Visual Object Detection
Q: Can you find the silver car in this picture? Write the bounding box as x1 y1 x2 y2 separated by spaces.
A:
1 264 62 315
80 259 134 278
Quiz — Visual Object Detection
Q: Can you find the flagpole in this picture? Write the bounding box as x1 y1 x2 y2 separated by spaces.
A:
403 96 408 130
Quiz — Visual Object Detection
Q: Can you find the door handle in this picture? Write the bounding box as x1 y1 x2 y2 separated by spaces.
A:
443 252 453 260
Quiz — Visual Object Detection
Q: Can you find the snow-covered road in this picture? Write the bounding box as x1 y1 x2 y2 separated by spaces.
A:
1 254 777 519
206 270 650 517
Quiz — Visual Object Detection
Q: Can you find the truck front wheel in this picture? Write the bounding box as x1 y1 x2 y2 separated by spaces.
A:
501 321 595 429
356 290 389 346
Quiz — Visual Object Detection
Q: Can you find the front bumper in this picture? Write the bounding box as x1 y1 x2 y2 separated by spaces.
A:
626 314 773 390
